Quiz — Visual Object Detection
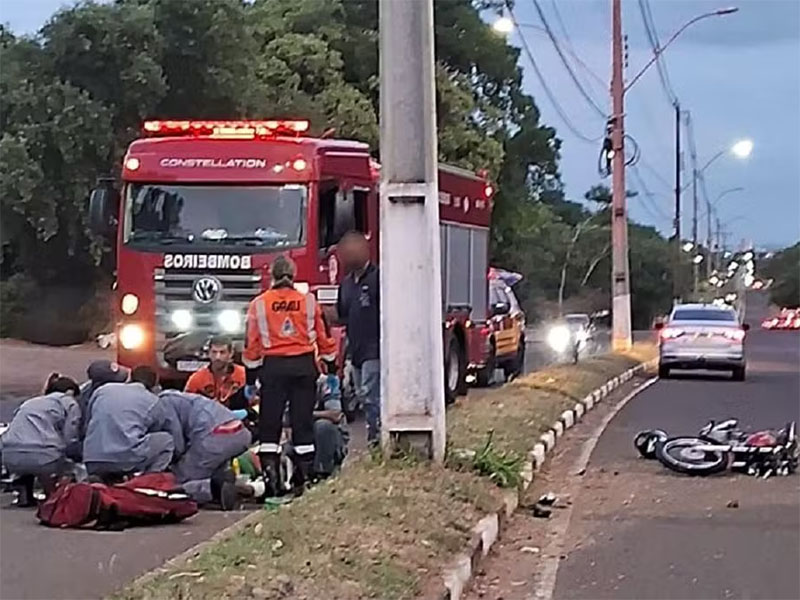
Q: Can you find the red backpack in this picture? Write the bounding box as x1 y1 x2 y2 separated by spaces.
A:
37 472 198 529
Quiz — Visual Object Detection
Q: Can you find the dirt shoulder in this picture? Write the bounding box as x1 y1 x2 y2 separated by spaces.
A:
117 344 656 600
0 339 111 397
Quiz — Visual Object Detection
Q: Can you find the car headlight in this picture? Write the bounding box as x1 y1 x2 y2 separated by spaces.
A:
171 309 193 331
119 324 145 350
121 293 139 315
547 325 572 353
217 309 241 333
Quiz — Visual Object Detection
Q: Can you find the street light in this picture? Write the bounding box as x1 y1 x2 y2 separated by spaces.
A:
693 254 704 265
714 187 745 207
732 139 753 159
696 139 753 177
625 7 739 93
682 241 694 252
610 3 738 344
492 15 514 35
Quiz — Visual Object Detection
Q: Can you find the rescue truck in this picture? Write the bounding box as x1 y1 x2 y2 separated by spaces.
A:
88 119 494 402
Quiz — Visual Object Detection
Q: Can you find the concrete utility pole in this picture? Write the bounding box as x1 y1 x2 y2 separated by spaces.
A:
673 102 682 302
706 198 714 279
692 165 699 293
378 0 445 461
610 0 632 351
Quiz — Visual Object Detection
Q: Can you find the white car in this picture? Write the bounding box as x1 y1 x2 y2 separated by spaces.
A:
657 303 749 381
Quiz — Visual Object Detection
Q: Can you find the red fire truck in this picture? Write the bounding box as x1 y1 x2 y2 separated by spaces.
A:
88 119 493 401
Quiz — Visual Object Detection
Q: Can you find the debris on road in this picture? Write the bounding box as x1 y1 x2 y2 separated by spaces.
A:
726 499 740 508
538 492 557 506
520 546 540 554
531 504 552 518
168 571 204 580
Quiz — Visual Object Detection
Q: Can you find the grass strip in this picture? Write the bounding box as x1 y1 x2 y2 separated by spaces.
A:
116 344 655 600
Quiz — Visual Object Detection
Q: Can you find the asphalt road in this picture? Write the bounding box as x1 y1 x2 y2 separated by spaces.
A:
0 325 599 600
523 327 613 376
0 324 649 599
468 294 800 600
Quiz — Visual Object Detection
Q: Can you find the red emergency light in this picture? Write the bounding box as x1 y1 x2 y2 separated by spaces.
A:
142 119 310 139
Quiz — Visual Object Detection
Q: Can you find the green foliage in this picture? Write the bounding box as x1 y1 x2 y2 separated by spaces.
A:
0 0 674 342
470 430 524 489
762 243 800 308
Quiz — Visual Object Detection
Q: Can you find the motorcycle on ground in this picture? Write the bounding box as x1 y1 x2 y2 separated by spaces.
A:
635 419 798 478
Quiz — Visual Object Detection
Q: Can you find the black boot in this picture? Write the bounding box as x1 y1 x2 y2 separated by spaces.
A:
210 468 238 511
291 456 315 497
15 475 36 507
258 453 281 498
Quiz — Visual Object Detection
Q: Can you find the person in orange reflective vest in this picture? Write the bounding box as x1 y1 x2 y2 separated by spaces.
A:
184 335 248 409
243 255 336 496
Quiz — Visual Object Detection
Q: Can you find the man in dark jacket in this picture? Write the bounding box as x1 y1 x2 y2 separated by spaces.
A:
336 231 380 446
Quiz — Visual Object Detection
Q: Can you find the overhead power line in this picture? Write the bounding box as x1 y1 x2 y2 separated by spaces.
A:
637 155 673 191
530 0 608 118
638 0 679 106
630 164 672 224
506 3 604 144
547 1 607 91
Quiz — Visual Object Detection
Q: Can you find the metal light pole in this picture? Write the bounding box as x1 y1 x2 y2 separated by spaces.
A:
378 0 445 461
692 161 699 295
610 0 631 351
674 102 682 302
706 187 744 277
614 4 738 343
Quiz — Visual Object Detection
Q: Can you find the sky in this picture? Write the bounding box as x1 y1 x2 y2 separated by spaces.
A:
2 0 799 248
501 0 800 249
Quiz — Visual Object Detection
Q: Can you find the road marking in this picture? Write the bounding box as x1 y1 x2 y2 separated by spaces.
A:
530 376 659 600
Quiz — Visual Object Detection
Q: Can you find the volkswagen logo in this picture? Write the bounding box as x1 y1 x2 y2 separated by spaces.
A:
192 276 221 304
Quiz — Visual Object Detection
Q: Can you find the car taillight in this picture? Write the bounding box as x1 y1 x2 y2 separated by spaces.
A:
661 327 684 340
723 329 746 341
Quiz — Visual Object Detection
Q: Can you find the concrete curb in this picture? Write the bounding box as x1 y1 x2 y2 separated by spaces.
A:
440 358 658 600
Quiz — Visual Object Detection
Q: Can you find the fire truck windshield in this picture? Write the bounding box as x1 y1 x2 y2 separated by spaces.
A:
123 183 306 249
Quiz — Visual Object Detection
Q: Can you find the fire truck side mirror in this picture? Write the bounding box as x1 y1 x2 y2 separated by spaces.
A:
88 185 117 237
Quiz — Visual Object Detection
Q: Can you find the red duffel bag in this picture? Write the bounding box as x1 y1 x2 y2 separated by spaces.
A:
37 472 198 529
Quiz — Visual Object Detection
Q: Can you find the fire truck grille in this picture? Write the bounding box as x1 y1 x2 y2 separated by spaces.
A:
153 267 263 369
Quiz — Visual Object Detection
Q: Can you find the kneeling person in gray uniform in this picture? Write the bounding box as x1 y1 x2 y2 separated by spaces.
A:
160 390 252 510
83 366 181 479
1 376 82 505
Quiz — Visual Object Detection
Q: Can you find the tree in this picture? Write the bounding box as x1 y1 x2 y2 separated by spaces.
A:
762 243 800 308
0 0 676 342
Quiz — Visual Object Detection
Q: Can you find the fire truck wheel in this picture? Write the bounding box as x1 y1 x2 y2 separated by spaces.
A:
475 342 496 387
503 337 526 380
444 336 465 404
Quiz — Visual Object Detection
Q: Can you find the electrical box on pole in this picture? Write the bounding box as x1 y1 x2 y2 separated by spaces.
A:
378 0 446 461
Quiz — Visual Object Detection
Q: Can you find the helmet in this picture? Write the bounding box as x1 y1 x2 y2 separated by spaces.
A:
634 429 668 459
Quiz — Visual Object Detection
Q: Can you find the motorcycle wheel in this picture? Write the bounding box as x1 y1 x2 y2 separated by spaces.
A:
634 429 667 459
655 436 730 476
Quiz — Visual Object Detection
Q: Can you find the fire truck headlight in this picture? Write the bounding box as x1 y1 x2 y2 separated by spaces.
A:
217 309 241 333
171 309 193 331
119 324 145 350
121 293 139 315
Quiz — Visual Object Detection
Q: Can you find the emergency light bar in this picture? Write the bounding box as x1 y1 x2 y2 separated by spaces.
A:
142 119 310 139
